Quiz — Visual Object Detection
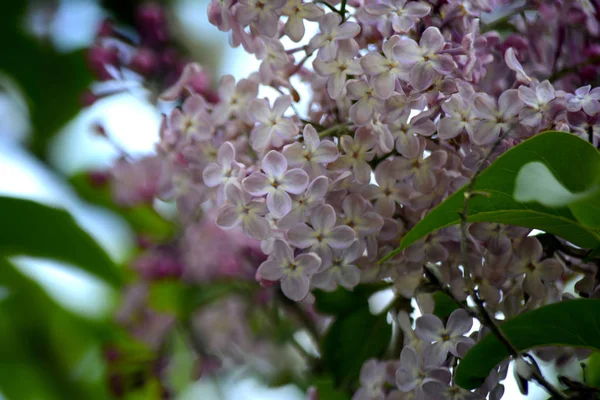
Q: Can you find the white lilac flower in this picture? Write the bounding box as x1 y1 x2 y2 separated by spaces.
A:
471 89 523 145
248 95 299 151
282 124 339 177
287 204 356 264
518 80 556 127
415 309 475 358
566 85 600 116
282 0 324 42
360 35 409 99
312 239 362 290
242 150 309 218
313 39 363 99
257 240 321 301
309 12 361 61
215 184 270 240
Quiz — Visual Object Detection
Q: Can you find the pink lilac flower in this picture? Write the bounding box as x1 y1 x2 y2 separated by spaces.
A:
504 47 532 84
437 82 477 140
309 12 361 62
257 239 321 301
511 237 564 298
248 95 299 151
352 358 388 400
365 0 431 34
216 184 270 240
360 35 409 99
565 85 600 116
393 139 448 192
339 193 385 237
313 39 362 99
282 124 339 177
388 109 436 158
287 204 356 264
283 0 324 42
234 0 286 38
330 128 377 184
347 78 386 126
395 345 451 396
202 141 245 203
471 89 523 145
363 161 411 218
415 309 475 358
517 80 556 127
168 94 214 141
393 27 457 91
212 74 259 124
312 239 363 290
278 176 329 229
242 150 309 218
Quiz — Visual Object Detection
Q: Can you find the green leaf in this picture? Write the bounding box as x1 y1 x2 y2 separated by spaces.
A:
455 299 600 389
0 3 93 160
587 352 600 389
383 132 600 262
68 173 174 241
321 306 392 388
0 196 122 286
311 378 351 400
313 284 388 316
432 292 460 319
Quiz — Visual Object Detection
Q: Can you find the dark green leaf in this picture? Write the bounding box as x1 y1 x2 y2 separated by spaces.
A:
313 284 387 316
321 306 392 388
69 173 174 241
311 377 351 400
455 299 600 389
432 292 460 319
382 132 600 263
0 196 122 286
0 4 93 159
587 352 600 389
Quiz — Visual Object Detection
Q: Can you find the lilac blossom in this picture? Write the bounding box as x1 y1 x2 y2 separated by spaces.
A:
287 204 356 263
312 240 362 290
330 128 377 184
248 95 299 151
415 309 475 358
168 94 214 141
471 89 523 145
518 80 556 127
309 13 361 61
360 35 409 99
278 176 329 229
565 85 600 116
257 240 321 301
282 124 339 177
234 0 286 38
393 27 457 90
365 0 431 34
437 82 477 140
282 0 323 42
352 358 388 400
202 141 245 203
511 237 564 298
339 193 385 237
313 39 362 99
242 150 309 218
216 184 270 240
347 78 386 126
395 345 451 395
212 74 259 123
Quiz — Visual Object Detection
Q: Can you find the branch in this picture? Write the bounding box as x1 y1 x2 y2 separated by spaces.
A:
458 134 568 399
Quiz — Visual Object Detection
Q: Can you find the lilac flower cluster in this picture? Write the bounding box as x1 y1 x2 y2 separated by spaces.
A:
101 0 600 398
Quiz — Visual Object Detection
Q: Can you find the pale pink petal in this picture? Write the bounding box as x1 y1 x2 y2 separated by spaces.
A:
202 163 224 187
248 98 271 123
420 27 444 51
281 274 310 301
262 150 288 179
242 172 271 196
328 226 356 249
258 259 285 280
393 39 421 64
409 63 436 91
296 253 322 274
307 176 329 199
273 95 292 116
242 213 270 240
282 142 306 166
360 52 388 75
446 309 473 335
437 117 463 139
216 205 241 229
281 169 310 194
311 204 337 232
285 15 305 42
415 314 444 341
314 141 339 163
336 21 361 39
267 190 292 218
287 223 317 248
471 120 501 145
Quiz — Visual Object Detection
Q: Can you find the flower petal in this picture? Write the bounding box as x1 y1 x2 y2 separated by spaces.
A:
267 190 292 218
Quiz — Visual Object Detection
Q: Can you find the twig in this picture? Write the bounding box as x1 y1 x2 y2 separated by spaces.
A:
340 0 347 21
458 134 568 399
316 0 343 17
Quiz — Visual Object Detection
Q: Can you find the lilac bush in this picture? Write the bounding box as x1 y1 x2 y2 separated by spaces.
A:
89 0 600 398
